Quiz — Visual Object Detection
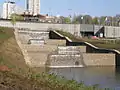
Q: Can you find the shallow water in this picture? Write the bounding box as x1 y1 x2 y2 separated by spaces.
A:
49 67 120 89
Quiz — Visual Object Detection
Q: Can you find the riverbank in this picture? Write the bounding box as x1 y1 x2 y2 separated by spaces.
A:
1 70 112 90
0 27 112 90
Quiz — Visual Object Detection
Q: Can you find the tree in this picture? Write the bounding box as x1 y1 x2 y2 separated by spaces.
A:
74 15 84 24
72 15 80 24
64 17 71 24
99 16 106 25
92 17 99 25
83 15 92 24
11 14 24 21
113 16 120 26
11 14 16 29
10 14 24 29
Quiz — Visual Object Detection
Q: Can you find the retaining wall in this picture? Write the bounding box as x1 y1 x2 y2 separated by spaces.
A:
83 53 115 66
104 26 120 38
48 55 84 68
0 21 81 37
50 30 120 67
1 20 120 38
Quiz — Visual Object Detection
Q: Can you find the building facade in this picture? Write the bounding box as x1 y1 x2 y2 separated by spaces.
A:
2 1 16 19
26 0 40 15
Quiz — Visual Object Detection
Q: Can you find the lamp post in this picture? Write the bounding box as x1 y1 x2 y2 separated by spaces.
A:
81 16 83 24
105 17 108 26
81 16 84 37
97 18 100 37
104 17 108 38
68 9 72 24
73 13 78 36
68 9 74 36
98 18 100 28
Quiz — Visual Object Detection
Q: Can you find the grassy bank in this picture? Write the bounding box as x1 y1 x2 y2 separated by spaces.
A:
0 27 30 75
0 71 111 90
56 30 120 51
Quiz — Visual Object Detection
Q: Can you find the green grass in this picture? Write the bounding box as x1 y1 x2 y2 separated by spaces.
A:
56 30 79 41
0 27 14 44
56 30 120 51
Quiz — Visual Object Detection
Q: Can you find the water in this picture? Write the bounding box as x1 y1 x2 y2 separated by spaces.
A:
49 67 120 89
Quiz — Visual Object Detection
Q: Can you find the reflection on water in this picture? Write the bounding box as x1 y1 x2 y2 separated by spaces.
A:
49 67 120 89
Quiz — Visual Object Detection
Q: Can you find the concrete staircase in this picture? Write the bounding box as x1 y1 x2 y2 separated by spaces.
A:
14 28 116 68
15 28 66 67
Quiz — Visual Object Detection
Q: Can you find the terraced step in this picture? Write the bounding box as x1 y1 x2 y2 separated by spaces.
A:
23 45 57 52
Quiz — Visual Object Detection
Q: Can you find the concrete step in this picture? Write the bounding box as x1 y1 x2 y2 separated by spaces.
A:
29 39 45 45
58 51 80 54
23 45 57 52
58 46 86 53
45 40 66 46
28 53 48 67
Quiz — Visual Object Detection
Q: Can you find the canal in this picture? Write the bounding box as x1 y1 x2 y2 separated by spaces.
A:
49 67 120 89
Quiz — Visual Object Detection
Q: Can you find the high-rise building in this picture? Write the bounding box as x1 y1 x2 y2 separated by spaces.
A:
26 0 40 15
2 1 16 19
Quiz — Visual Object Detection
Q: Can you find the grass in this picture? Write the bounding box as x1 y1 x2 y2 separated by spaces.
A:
0 71 112 90
56 30 79 41
0 27 14 40
56 30 120 51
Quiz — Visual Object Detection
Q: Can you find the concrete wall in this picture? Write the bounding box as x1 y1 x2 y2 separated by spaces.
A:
104 26 120 38
83 53 115 66
48 55 84 68
48 53 115 67
0 21 81 37
51 24 81 36
78 46 86 53
1 20 120 38
80 24 94 32
94 25 103 35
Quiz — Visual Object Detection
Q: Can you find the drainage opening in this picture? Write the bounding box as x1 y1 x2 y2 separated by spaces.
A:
75 61 79 65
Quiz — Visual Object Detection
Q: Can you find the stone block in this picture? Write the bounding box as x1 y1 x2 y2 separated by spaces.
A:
29 39 45 45
83 53 115 66
49 55 84 68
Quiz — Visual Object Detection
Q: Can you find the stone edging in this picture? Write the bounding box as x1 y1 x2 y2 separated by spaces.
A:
53 30 72 42
14 29 32 66
48 65 84 68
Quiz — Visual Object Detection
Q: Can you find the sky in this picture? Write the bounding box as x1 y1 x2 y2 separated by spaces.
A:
0 0 120 17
